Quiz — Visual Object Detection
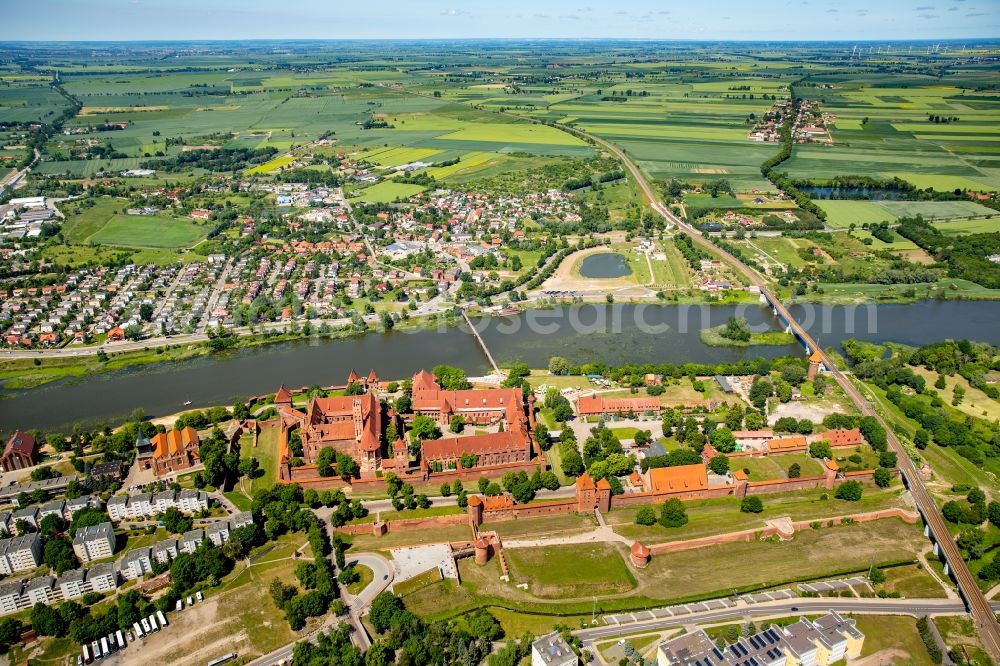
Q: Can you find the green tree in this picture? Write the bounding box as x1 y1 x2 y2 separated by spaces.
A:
749 378 772 409
369 592 404 634
409 415 440 442
809 441 832 460
548 356 569 375
658 499 688 528
710 427 736 453
708 455 730 475
635 505 656 525
160 507 193 534
740 497 764 513
873 467 893 488
835 481 863 501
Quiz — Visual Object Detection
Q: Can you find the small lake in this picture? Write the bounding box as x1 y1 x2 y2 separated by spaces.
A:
3 301 1000 432
578 252 632 278
799 186 907 201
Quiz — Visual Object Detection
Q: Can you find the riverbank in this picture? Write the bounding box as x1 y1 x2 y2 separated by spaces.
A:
698 324 796 347
0 310 465 392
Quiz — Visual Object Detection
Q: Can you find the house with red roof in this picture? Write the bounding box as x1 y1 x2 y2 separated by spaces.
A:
824 428 864 448
0 431 38 472
150 427 200 476
576 395 660 418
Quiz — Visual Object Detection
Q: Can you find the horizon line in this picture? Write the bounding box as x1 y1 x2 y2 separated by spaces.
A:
1 37 998 44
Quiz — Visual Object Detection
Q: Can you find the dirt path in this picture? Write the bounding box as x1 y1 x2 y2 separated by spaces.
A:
503 525 631 549
848 648 910 666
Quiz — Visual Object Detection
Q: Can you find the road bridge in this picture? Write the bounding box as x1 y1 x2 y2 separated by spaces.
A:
550 121 1000 657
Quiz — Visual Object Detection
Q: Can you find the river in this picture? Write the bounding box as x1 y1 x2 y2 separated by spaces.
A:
2 300 999 432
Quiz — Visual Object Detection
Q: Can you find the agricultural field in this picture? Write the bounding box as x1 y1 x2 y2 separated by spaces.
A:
526 80 789 191
785 83 1000 192
350 181 428 203
817 199 997 229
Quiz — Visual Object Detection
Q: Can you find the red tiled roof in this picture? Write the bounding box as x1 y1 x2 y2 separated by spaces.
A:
768 435 807 452
577 395 660 416
274 384 293 404
646 464 708 493
421 431 528 460
152 426 199 459
2 431 36 458
826 428 863 447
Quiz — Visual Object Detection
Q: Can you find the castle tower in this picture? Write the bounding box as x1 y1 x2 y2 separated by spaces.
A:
393 438 408 471
467 495 484 527
352 398 364 441
474 537 491 565
630 541 650 568
807 350 825 381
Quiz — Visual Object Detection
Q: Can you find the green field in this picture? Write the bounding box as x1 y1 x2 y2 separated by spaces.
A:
350 181 428 203
87 213 207 249
245 153 295 174
785 84 1000 192
504 543 636 598
818 200 997 229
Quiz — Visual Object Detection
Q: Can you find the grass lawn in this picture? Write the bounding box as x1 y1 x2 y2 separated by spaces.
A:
544 444 572 486
346 564 374 595
735 456 787 481
911 367 1000 422
610 427 640 440
393 568 443 596
483 512 597 540
345 523 473 553
768 453 824 478
241 423 280 495
87 213 207 249
855 615 935 666
608 485 908 543
505 542 636 598
934 615 994 666
635 519 924 601
245 153 295 174
881 564 948 599
61 196 122 243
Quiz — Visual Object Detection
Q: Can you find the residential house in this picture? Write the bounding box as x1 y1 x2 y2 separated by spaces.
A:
532 632 578 666
119 547 153 580
72 522 115 563
0 533 41 574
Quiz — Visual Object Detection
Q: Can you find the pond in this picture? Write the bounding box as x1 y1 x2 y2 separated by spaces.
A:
798 186 908 201
578 252 632 279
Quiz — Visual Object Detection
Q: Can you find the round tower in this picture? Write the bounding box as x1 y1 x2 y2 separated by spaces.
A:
630 541 651 568
474 537 491 565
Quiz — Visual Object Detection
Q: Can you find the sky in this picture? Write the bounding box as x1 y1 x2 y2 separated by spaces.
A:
0 0 997 41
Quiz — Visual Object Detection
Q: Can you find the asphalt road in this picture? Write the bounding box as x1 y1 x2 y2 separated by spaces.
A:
575 597 979 643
